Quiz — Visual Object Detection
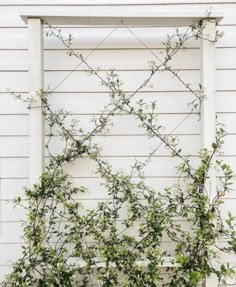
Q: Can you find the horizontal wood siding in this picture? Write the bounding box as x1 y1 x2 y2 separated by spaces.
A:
0 1 235 284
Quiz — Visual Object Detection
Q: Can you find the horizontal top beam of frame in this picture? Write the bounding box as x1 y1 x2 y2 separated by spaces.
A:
20 11 223 26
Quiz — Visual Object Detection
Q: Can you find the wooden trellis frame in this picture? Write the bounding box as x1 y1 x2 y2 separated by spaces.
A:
21 12 223 286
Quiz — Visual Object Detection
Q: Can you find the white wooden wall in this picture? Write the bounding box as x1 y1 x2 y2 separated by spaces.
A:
0 0 236 284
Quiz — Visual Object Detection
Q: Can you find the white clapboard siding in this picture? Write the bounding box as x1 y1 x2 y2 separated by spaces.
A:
1 48 236 70
0 178 29 200
0 70 200 92
50 114 201 135
70 177 236 200
1 195 235 224
46 92 235 114
1 156 236 180
216 92 236 113
0 158 29 179
46 135 201 156
47 92 200 114
0 244 232 267
0 223 25 244
46 134 236 157
46 114 235 135
3 135 204 157
0 94 28 114
2 241 236 270
1 0 236 281
44 70 236 92
63 156 235 178
45 70 201 92
0 267 13 281
2 69 236 93
1 91 236 115
218 113 236 134
1 177 235 202
0 197 235 243
1 236 235 266
1 196 235 224
0 135 202 157
0 136 29 157
0 115 29 135
47 92 236 114
0 201 27 222
0 26 236 50
42 26 236 49
0 114 201 135
42 47 236 70
0 244 24 266
0 157 196 179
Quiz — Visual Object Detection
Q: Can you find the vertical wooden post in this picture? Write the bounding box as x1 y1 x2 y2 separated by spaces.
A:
28 18 44 185
200 19 216 150
200 19 217 287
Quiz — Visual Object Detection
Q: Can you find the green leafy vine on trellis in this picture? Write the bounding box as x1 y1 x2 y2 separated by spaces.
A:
3 19 236 287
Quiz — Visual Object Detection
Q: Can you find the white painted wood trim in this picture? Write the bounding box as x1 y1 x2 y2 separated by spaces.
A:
200 19 216 150
28 18 44 185
200 19 218 287
20 12 223 26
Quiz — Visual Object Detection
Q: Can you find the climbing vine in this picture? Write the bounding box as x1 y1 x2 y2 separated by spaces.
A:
3 18 236 287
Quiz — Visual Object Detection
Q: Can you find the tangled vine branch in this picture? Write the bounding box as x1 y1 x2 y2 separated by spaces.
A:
3 19 236 287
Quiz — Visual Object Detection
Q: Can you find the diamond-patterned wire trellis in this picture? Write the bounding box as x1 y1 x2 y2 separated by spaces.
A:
46 23 198 175
42 24 200 284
